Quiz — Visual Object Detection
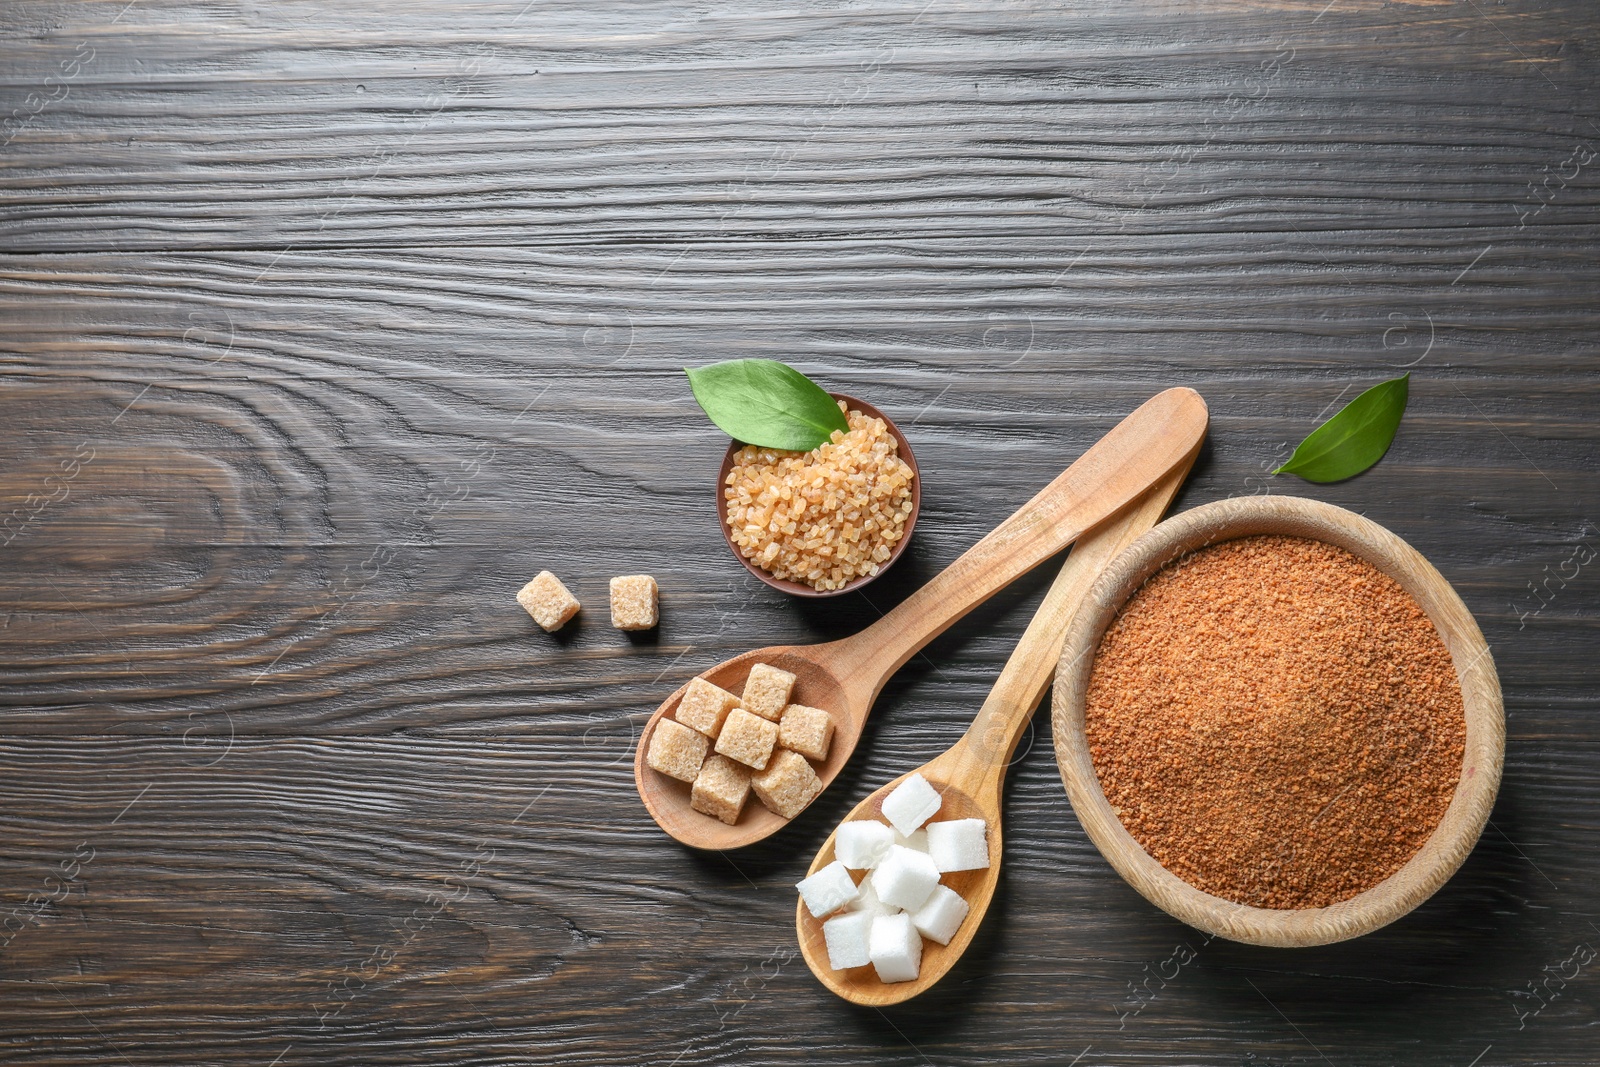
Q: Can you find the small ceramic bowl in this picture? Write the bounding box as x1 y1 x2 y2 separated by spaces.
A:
1052 495 1504 947
715 393 920 598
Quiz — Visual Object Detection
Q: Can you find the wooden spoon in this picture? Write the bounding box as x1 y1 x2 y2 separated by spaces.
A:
634 387 1208 850
795 456 1195 1005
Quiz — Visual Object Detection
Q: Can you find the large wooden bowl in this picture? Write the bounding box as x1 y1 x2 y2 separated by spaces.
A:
1051 495 1504 947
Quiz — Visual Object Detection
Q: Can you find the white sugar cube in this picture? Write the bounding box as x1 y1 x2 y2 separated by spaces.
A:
926 818 990 873
822 910 873 970
835 820 896 870
796 861 859 918
880 773 942 836
894 828 928 853
869 844 941 912
911 884 970 946
868 912 922 983
847 879 900 919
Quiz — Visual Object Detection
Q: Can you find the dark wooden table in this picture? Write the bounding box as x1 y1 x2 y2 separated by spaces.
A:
3 1 1597 1064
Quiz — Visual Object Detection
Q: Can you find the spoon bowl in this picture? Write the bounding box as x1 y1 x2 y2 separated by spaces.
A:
637 646 860 849
797 773 999 1007
634 387 1210 850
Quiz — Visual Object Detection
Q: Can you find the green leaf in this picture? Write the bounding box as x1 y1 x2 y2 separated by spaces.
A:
1274 373 1410 483
686 359 850 451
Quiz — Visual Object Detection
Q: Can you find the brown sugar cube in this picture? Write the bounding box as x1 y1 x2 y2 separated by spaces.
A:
645 719 709 783
609 574 658 631
516 571 580 632
691 754 752 825
777 703 834 762
741 662 796 721
675 677 741 738
714 707 779 771
751 749 824 819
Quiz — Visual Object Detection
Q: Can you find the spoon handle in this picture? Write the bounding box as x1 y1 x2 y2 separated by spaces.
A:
947 454 1196 793
832 387 1207 689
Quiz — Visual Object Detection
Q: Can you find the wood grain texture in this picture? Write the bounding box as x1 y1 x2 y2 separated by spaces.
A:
3 0 1599 1063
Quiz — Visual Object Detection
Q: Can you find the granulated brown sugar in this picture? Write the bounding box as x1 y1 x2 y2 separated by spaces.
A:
723 403 914 592
1085 534 1466 910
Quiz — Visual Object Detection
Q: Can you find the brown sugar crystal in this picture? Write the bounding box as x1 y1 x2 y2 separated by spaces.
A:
1085 535 1466 910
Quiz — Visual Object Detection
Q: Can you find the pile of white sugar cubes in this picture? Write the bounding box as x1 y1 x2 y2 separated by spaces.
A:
794 773 990 983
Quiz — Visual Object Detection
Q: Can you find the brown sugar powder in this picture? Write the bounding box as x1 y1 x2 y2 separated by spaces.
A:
1085 534 1466 910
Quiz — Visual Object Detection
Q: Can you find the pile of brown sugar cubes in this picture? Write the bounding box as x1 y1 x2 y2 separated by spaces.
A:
646 663 835 823
516 570 658 632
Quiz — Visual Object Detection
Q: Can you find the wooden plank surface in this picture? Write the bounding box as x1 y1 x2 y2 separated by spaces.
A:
2 1 1598 1064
